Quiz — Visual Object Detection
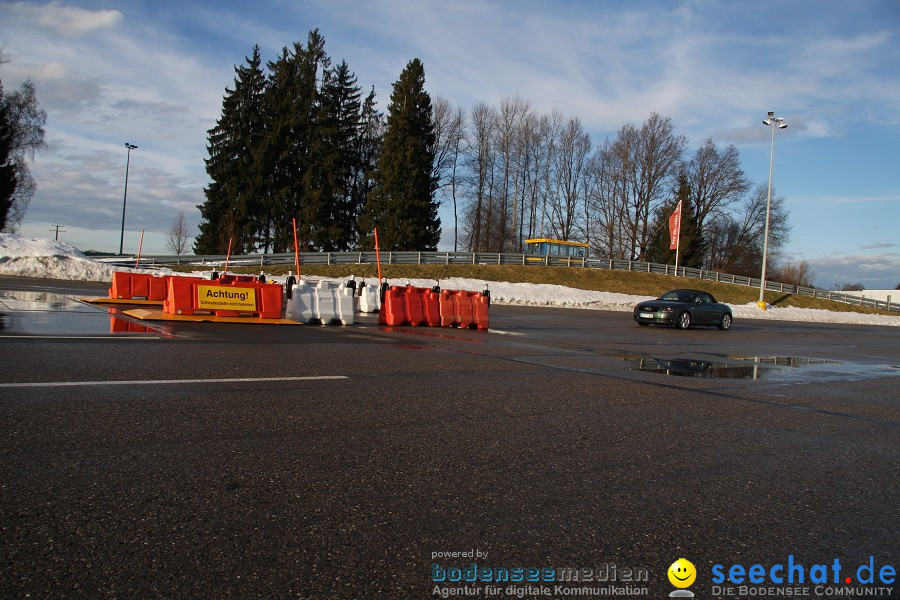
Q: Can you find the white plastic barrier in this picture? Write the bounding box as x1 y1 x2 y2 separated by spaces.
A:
286 280 354 325
317 280 354 325
285 280 316 323
357 282 381 313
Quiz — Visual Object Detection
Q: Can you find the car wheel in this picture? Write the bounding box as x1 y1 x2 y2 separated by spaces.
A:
676 311 692 330
718 313 732 331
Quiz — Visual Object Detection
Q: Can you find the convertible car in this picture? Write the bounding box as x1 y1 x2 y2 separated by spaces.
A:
633 289 733 330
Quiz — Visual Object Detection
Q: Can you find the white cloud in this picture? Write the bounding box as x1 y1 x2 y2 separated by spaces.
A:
2 0 897 273
807 252 900 290
6 1 122 37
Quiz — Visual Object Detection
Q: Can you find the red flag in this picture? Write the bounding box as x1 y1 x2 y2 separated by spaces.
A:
669 200 682 250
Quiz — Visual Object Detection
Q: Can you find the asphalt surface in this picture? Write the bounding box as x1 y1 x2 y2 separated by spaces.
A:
1 276 898 599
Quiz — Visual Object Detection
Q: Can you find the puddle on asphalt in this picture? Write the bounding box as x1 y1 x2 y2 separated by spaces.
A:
614 354 900 381
0 290 168 337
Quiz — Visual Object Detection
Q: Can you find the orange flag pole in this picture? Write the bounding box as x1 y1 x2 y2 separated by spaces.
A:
223 237 233 275
374 227 382 285
292 217 301 277
134 229 144 269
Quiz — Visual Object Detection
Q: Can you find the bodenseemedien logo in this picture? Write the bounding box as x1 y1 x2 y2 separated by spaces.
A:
668 558 696 598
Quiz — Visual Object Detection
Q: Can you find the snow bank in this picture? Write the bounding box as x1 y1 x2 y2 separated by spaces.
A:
0 234 87 259
0 234 121 282
1 234 898 327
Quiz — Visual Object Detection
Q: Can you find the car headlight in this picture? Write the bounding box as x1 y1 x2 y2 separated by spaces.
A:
661 307 675 313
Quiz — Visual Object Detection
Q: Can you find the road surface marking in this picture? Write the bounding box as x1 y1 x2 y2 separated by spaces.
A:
0 376 348 388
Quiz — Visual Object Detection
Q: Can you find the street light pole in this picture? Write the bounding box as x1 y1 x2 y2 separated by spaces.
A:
758 112 786 308
119 142 138 255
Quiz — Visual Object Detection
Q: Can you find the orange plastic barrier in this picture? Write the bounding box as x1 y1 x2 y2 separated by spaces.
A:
472 291 489 330
379 286 488 330
217 274 258 284
379 286 441 327
163 277 283 319
109 272 170 301
439 290 489 330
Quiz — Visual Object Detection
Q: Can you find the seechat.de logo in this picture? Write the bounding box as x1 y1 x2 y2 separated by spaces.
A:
668 558 696 598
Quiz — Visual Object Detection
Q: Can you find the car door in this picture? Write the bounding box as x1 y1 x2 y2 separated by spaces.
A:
693 293 718 325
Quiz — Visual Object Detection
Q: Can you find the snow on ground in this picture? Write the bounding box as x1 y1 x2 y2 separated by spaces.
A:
2 233 899 327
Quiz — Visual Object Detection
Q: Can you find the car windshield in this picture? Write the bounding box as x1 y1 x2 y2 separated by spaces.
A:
659 291 695 303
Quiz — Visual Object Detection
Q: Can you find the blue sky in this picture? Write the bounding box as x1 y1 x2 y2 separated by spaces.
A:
1 0 898 289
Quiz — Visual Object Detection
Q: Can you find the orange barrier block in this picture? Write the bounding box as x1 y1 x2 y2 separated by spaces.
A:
455 291 475 329
217 274 258 284
163 277 283 319
404 286 441 326
404 287 425 325
422 289 442 327
378 286 441 327
379 286 489 329
378 286 403 326
439 289 490 330
109 272 170 301
439 291 455 328
472 291 490 331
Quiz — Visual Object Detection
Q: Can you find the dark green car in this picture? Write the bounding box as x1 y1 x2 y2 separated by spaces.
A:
633 289 733 330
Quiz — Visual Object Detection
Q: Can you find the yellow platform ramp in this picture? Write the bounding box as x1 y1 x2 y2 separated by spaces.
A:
123 308 302 325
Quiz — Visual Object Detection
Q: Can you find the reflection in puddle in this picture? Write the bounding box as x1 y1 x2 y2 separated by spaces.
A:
0 290 168 337
614 354 898 381
106 308 157 334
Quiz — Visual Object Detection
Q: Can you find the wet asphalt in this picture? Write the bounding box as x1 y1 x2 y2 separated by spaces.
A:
1 276 898 599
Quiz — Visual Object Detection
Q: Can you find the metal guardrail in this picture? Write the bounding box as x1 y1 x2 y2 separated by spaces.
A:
93 251 899 313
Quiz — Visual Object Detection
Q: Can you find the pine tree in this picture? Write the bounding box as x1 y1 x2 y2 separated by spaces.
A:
198 32 386 254
305 60 362 251
359 59 440 250
352 87 384 246
195 46 266 254
257 31 329 252
645 174 704 267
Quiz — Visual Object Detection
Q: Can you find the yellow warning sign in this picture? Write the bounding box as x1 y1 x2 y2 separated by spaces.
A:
197 285 257 311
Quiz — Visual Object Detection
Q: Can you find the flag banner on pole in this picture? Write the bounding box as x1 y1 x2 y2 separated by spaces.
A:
669 200 682 250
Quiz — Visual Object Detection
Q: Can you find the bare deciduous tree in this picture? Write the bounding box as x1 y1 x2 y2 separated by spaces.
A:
583 113 685 260
587 135 630 258
1 56 47 232
496 95 531 251
839 282 864 292
770 260 815 287
628 113 687 260
432 96 466 251
462 102 497 251
686 138 751 243
166 211 190 255
551 116 591 241
705 184 790 276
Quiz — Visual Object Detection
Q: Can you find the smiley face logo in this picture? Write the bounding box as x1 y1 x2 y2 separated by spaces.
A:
668 558 696 588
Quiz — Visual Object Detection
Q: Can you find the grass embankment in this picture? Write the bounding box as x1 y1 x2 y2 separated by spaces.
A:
170 263 895 316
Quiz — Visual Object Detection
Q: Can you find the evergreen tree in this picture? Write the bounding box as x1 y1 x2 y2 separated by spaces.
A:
259 31 328 252
359 59 440 250
305 60 362 251
645 174 704 267
351 87 384 246
195 46 266 254
197 32 387 254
